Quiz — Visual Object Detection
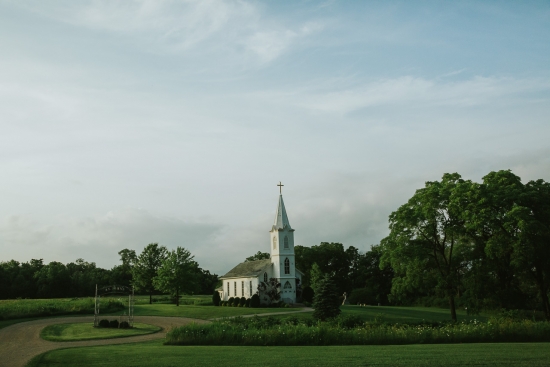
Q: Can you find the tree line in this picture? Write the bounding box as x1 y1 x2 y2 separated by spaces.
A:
0 244 218 303
380 170 550 320
246 243 393 307
3 169 547 319
252 170 550 321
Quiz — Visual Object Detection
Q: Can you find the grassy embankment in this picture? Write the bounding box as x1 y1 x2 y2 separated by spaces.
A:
27 340 550 367
40 322 160 342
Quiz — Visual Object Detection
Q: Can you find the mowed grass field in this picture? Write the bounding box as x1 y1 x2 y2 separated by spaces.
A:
1 297 487 331
28 340 550 367
269 305 487 323
113 303 300 319
0 295 299 328
40 322 160 342
16 301 546 366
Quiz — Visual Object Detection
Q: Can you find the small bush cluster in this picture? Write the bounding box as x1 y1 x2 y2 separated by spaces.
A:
217 294 276 308
166 316 550 346
98 319 131 328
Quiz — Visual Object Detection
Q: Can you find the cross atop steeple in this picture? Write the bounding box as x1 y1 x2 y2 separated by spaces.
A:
277 181 284 194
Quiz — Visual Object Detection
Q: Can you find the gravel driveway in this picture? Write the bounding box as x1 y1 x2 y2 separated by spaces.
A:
0 316 209 367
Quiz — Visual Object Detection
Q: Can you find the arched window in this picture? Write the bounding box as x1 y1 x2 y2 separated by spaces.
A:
284 258 290 274
284 281 292 289
264 272 268 283
273 236 277 249
284 236 289 249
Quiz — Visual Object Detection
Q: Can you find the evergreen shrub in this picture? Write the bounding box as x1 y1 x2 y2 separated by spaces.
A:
213 291 221 306
312 275 341 321
245 298 251 307
250 294 260 308
109 320 119 328
98 319 109 328
228 297 234 306
240 297 246 307
119 321 130 329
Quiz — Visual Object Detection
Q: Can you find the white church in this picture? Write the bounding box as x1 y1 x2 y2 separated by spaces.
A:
218 185 303 304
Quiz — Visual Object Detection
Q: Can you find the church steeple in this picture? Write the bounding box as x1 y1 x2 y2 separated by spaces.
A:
269 182 297 303
272 194 292 231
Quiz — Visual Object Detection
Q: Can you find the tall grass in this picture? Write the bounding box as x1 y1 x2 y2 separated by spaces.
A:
165 315 550 346
0 298 124 320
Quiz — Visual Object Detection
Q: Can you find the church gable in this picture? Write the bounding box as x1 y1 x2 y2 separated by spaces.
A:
219 183 301 304
221 259 271 279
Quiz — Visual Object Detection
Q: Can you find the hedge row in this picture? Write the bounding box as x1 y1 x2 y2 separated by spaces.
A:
166 317 550 346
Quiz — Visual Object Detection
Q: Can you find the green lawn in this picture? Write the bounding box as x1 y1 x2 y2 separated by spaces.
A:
103 304 300 319
341 305 488 322
133 294 212 305
28 340 550 366
269 305 487 323
40 322 160 342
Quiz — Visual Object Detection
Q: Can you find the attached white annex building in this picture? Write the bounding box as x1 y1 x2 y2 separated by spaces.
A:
218 189 303 304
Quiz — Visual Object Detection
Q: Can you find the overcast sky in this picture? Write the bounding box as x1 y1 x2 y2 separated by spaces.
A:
1 0 549 275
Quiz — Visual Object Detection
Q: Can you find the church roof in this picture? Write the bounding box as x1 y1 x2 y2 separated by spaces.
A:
220 259 272 279
272 195 292 231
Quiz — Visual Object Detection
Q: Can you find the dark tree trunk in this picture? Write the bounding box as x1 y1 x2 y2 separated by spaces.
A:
149 292 152 305
176 289 179 306
449 294 457 321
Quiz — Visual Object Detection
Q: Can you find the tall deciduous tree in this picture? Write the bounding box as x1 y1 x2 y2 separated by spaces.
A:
110 249 137 288
132 243 168 304
153 247 198 306
34 261 71 298
465 170 550 319
295 242 350 292
380 173 470 321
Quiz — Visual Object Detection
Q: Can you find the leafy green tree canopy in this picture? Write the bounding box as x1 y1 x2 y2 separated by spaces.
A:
153 247 198 306
380 173 470 321
132 243 168 304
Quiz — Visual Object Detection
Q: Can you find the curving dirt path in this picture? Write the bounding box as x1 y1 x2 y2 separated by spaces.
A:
0 316 209 367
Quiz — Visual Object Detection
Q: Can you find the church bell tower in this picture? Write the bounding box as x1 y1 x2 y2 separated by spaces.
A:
270 182 297 303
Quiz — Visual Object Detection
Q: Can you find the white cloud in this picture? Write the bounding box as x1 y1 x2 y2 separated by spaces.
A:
13 0 322 63
251 75 550 114
244 21 324 63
